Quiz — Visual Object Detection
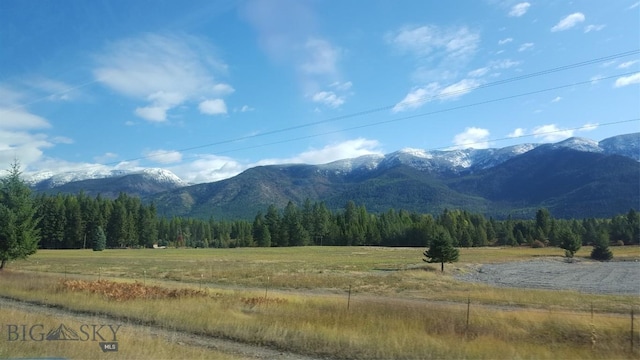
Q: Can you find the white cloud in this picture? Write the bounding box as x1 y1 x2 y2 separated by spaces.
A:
392 84 440 112
439 78 482 99
311 91 345 108
169 154 245 183
629 2 640 10
393 78 482 112
532 124 575 142
93 152 118 163
300 38 340 75
257 138 382 166
551 96 562 103
551 13 586 32
614 72 640 87
330 81 352 91
582 123 599 131
508 128 525 138
590 74 605 84
144 149 183 164
387 24 480 61
498 37 513 45
166 138 382 183
618 60 638 69
239 105 254 112
509 2 531 17
0 108 51 130
451 127 491 149
0 105 54 170
490 59 521 69
584 24 605 33
198 99 228 115
135 105 170 122
468 67 489 77
93 33 231 122
518 42 534 52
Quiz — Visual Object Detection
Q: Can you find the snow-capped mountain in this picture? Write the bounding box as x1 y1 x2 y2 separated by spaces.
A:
317 133 638 177
25 132 638 193
598 133 640 161
27 168 186 189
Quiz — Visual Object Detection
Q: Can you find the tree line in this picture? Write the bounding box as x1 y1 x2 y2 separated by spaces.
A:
32 193 639 251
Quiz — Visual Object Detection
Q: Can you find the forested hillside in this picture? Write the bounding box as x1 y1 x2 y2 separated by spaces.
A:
34 193 639 250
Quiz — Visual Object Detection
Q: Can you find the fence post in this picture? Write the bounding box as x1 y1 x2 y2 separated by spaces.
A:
466 296 471 338
632 309 635 353
347 285 352 310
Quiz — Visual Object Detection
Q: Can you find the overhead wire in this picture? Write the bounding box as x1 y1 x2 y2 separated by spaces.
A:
109 71 640 166
107 49 640 164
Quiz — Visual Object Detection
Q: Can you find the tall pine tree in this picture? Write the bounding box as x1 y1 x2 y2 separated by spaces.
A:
0 161 40 269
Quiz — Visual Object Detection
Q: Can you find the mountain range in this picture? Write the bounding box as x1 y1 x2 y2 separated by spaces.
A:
27 133 640 219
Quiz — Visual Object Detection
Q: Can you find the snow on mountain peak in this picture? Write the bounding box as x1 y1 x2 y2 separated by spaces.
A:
554 137 602 152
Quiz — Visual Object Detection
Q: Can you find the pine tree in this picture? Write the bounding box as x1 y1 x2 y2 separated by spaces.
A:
590 229 613 261
423 227 459 272
92 226 107 251
0 161 40 269
559 229 581 259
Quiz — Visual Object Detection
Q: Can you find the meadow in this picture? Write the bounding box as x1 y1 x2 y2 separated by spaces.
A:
1 246 639 359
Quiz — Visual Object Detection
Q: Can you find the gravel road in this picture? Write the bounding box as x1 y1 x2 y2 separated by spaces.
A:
456 258 640 295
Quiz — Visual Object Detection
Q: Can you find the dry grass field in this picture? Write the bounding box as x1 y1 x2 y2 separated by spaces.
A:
1 246 638 359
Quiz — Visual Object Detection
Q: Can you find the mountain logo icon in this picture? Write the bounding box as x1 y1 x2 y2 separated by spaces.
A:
46 324 81 341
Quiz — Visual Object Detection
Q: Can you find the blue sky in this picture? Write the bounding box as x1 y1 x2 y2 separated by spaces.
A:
1 0 639 183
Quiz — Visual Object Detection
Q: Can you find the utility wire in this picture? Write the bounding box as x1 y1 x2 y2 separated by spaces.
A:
113 49 639 164
111 71 640 166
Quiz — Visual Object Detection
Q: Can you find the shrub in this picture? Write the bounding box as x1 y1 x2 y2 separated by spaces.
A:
531 240 545 248
615 240 625 246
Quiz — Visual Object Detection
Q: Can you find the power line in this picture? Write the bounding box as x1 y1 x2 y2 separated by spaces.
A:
112 49 639 164
112 71 639 165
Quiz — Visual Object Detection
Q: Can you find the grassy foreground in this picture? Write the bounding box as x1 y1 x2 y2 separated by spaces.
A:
1 246 639 359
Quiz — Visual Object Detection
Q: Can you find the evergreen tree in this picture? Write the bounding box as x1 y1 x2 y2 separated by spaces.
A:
423 226 459 272
558 229 581 259
92 226 106 251
590 228 613 261
0 161 40 269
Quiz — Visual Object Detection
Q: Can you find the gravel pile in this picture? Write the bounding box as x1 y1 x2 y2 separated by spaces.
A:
456 258 640 295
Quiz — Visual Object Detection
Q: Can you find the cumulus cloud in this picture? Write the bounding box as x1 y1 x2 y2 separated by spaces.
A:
165 138 382 183
199 99 228 115
508 128 525 138
551 13 585 32
0 89 56 170
614 72 640 87
93 33 231 122
451 127 491 149
551 96 562 103
257 138 382 166
531 124 576 141
498 37 513 45
508 2 531 17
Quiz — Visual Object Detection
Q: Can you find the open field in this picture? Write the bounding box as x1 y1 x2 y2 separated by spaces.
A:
1 246 639 359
